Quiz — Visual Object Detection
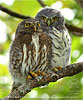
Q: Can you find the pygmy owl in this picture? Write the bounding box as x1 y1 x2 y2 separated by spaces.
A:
9 18 51 87
35 8 71 70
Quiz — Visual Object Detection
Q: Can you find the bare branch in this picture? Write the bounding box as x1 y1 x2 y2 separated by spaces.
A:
75 0 83 8
1 62 83 100
0 5 31 19
65 24 83 36
37 0 47 7
37 0 83 9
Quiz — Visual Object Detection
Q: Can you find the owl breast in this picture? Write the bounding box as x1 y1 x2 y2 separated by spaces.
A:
49 27 71 68
21 33 49 75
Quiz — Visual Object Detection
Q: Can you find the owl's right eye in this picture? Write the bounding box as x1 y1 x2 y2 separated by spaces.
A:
37 22 40 27
41 16 46 20
25 23 30 27
52 16 58 21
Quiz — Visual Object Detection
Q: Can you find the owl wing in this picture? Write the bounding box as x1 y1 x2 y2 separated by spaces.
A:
9 39 23 80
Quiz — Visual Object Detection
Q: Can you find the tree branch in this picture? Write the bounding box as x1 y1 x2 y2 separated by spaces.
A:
75 0 83 8
1 62 83 100
65 24 83 36
0 5 31 19
0 4 83 36
37 0 47 7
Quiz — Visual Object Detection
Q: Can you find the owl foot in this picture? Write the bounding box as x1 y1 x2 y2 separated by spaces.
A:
26 71 45 81
29 71 38 77
26 75 32 80
35 70 45 81
35 70 41 75
41 72 45 76
26 71 38 80
52 66 62 72
36 70 45 76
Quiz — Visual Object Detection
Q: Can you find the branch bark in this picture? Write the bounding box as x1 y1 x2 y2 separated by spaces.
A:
1 62 83 100
37 0 46 7
0 5 31 19
75 0 83 8
65 24 83 36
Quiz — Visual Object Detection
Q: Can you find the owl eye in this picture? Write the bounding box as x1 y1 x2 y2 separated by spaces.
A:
41 16 46 20
37 22 40 27
52 16 58 21
25 23 30 27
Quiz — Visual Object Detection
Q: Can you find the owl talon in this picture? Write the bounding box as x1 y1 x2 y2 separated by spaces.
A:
26 75 32 80
57 66 62 70
26 71 45 81
41 72 45 76
30 71 38 77
52 66 62 72
35 70 45 77
26 71 38 81
53 68 58 72
36 70 45 76
36 70 41 76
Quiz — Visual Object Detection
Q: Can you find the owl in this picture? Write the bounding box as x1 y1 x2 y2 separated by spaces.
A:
9 18 51 88
35 8 71 71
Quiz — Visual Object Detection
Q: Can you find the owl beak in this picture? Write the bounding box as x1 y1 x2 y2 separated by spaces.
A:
34 26 37 31
46 19 52 26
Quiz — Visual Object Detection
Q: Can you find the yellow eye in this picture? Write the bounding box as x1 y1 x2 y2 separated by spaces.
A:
52 16 58 21
53 17 56 21
37 22 40 27
25 23 30 27
41 16 46 20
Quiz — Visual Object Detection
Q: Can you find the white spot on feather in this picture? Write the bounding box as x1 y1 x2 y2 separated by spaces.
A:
40 45 46 64
32 34 40 65
21 44 27 75
27 51 32 71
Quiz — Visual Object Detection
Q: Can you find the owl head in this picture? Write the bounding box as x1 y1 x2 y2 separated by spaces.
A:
35 8 65 31
15 18 41 37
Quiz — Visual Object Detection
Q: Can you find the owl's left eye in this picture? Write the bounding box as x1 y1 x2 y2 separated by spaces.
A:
37 22 40 27
52 16 58 21
41 16 46 21
25 23 30 27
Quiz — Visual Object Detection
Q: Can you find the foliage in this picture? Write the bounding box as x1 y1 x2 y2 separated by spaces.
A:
0 0 83 99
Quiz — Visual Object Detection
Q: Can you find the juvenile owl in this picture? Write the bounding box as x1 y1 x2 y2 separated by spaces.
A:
35 8 71 70
9 18 51 88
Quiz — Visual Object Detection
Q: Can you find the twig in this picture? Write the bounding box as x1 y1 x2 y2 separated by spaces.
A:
37 0 47 7
0 4 83 36
1 62 83 100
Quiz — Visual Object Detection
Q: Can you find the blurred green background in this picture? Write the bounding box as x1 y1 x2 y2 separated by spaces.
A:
0 0 83 99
